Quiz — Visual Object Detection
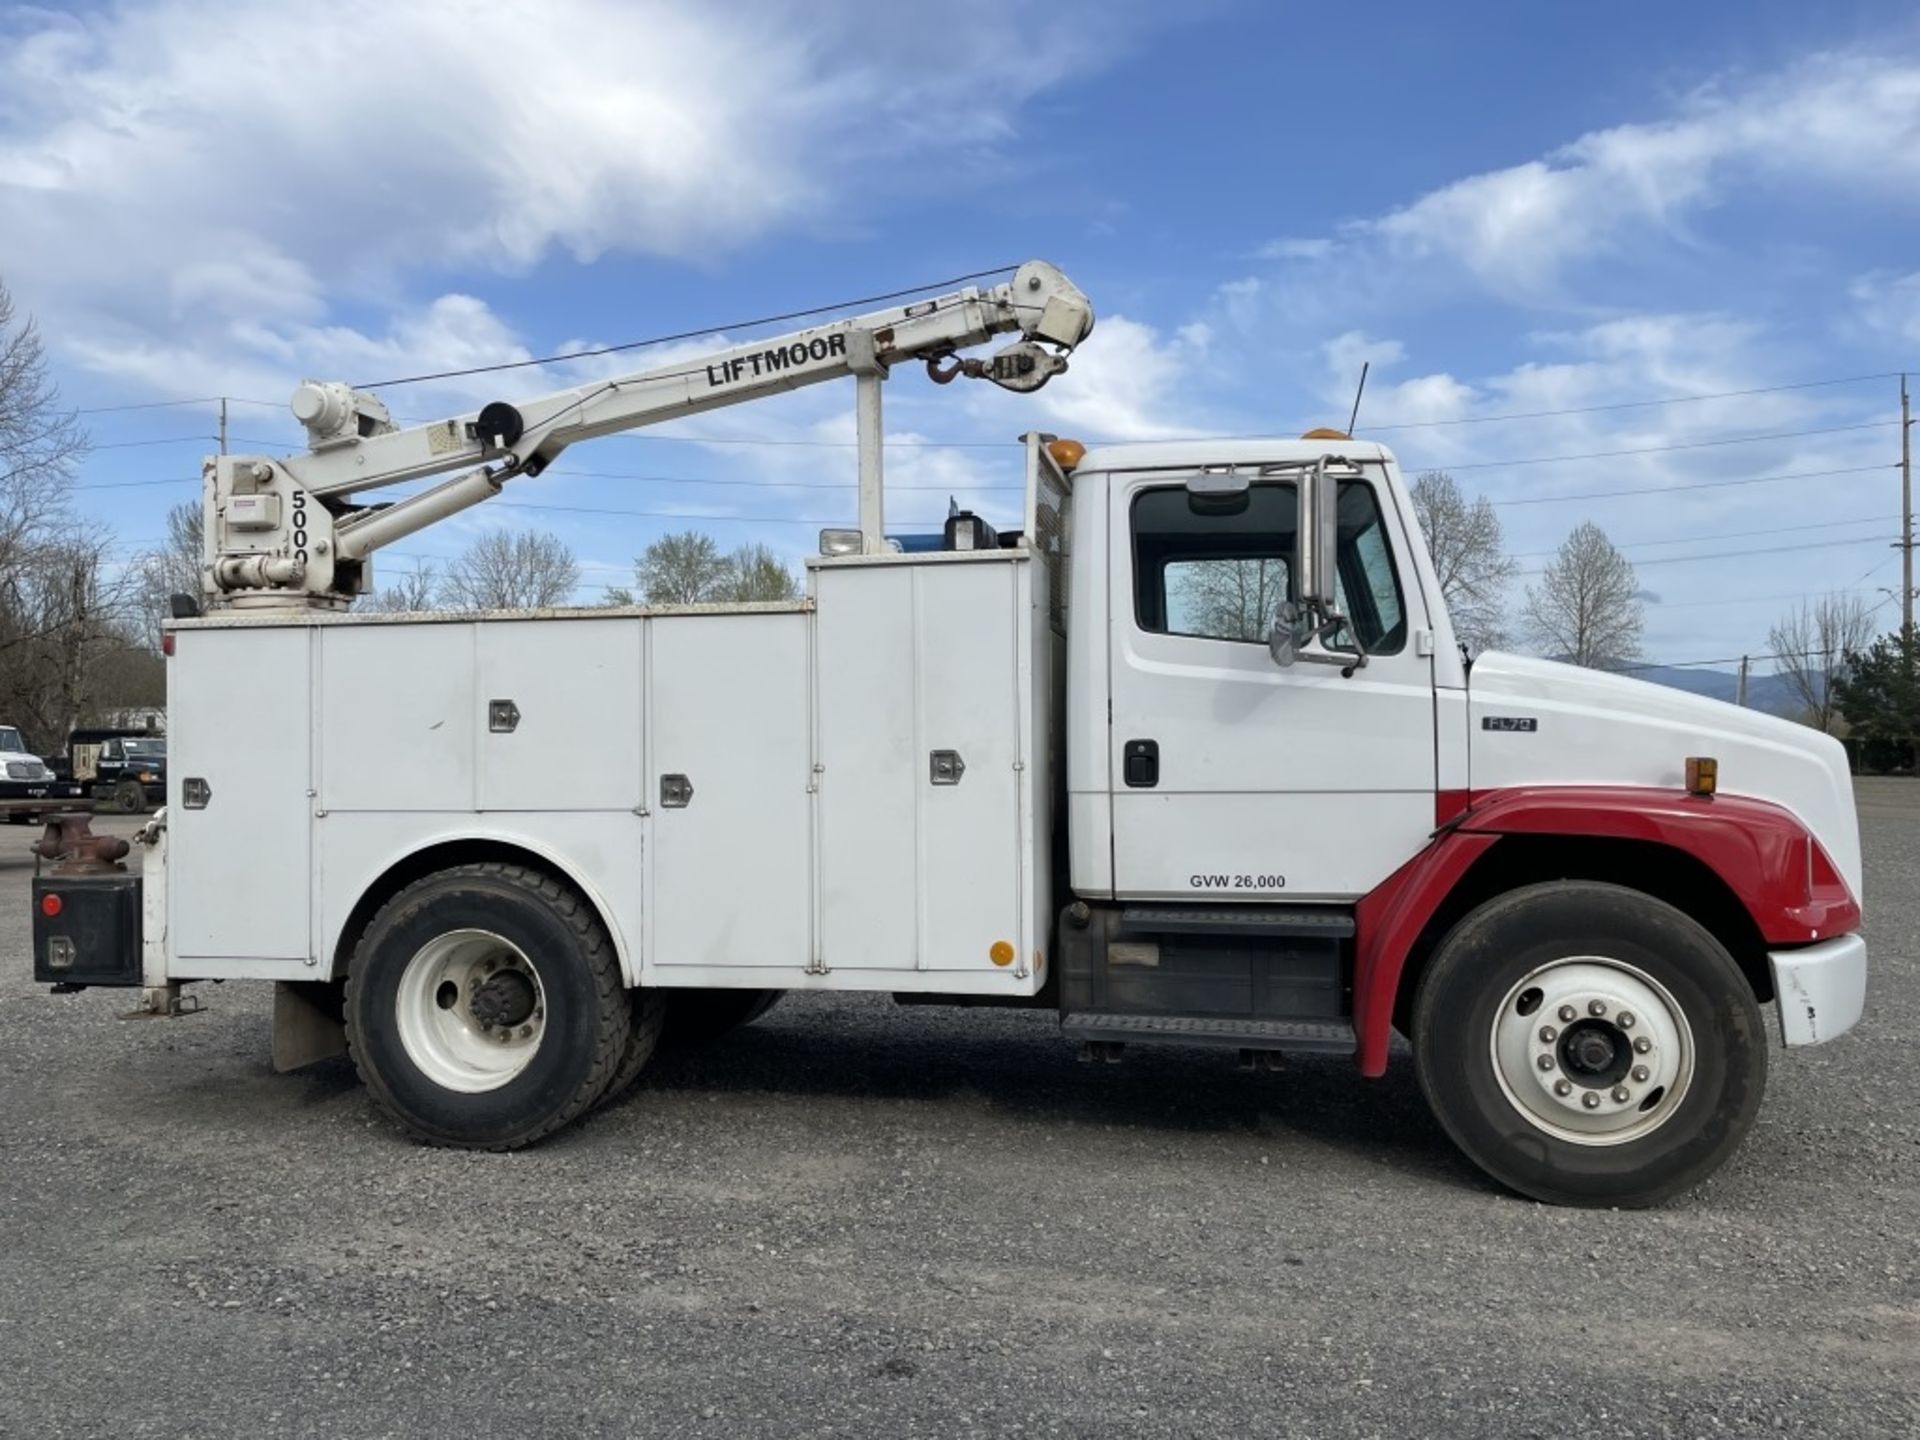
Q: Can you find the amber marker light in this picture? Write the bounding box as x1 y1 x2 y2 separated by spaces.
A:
1685 756 1718 796
1046 438 1086 472
989 940 1016 967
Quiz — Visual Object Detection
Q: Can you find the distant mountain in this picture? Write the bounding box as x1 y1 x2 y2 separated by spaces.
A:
1628 665 1809 720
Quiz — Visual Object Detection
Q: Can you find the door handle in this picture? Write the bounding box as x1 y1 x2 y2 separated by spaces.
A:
1123 739 1159 788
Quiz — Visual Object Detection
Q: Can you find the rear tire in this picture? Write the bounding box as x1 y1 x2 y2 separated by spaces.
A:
1413 881 1766 1208
661 988 784 1049
344 862 630 1149
600 987 669 1108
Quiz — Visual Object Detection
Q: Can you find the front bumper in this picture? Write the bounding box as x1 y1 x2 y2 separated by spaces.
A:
1768 933 1867 1047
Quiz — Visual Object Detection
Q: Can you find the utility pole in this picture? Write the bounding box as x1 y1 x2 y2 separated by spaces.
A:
218 396 228 456
1896 374 1912 641
1736 654 1750 707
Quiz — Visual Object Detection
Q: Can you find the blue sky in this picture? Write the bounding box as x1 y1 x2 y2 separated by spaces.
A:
5 0 1919 668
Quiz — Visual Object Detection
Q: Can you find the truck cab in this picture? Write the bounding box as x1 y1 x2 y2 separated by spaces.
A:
68 730 168 814
0 724 71 823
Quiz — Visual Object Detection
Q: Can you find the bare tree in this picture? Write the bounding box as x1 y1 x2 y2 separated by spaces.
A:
0 535 145 747
723 542 799 602
368 561 441 613
0 277 121 747
1410 470 1517 652
1169 557 1288 641
131 500 204 648
635 531 729 604
630 532 799 605
438 530 580 610
1768 593 1877 731
0 279 86 583
1522 521 1643 668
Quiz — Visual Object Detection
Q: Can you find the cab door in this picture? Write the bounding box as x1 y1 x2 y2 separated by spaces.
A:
1106 469 1436 902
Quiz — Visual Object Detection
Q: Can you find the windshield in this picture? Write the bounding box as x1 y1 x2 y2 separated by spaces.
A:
0 726 24 753
123 738 167 756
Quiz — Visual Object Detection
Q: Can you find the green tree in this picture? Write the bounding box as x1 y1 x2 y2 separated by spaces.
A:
1832 624 1920 772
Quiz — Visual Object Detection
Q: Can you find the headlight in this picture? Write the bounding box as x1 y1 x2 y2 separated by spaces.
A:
136 771 155 782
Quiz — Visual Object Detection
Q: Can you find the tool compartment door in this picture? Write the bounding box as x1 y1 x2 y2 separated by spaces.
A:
813 556 1027 978
646 612 812 972
169 625 313 963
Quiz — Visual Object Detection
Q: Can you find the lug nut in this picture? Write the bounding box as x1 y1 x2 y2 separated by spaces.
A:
1582 1092 1601 1109
1536 1055 1556 1071
1539 1025 1558 1043
1617 1011 1635 1029
1588 999 1608 1017
1611 1085 1631 1103
519 1025 532 1038
1558 1005 1577 1023
1631 1065 1650 1082
1634 1036 1652 1054
1554 1079 1573 1097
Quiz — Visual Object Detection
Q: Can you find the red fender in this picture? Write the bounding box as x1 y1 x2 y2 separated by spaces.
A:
1351 786 1859 1078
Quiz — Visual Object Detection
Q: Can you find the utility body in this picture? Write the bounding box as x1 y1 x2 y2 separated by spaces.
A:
29 261 1868 1206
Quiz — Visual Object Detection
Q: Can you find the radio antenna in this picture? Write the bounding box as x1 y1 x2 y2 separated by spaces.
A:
1346 361 1370 437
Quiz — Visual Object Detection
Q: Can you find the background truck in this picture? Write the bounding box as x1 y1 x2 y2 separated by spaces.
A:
62 728 168 814
0 723 83 823
29 261 1867 1207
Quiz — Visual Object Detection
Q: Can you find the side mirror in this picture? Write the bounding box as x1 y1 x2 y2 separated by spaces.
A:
1268 601 1305 667
1295 456 1341 612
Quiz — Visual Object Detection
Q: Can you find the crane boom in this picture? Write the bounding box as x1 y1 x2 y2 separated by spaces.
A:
200 260 1094 610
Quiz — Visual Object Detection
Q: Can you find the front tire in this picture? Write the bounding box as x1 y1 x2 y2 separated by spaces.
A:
113 779 146 815
345 863 630 1149
1413 881 1766 1208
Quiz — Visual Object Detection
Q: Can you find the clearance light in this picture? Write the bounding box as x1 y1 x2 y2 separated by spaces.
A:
1046 438 1087 472
40 894 62 918
989 940 1016 967
1301 427 1351 440
1685 756 1718 796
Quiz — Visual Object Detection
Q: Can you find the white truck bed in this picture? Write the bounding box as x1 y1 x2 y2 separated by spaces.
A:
163 545 1062 997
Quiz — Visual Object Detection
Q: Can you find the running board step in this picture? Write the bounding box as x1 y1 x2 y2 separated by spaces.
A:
1118 906 1355 939
1061 1013 1357 1054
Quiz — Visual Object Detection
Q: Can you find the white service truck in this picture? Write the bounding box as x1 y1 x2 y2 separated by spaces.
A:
30 261 1867 1207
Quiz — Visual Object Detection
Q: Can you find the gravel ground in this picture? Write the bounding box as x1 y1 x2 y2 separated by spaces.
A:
0 785 1915 1439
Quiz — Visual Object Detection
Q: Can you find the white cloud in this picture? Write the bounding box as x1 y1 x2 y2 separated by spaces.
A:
1024 313 1211 441
0 0 1143 397
1850 269 1920 346
1255 237 1334 262
1326 50 1920 299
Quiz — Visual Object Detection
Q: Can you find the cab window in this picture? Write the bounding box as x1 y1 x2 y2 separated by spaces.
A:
1131 477 1406 654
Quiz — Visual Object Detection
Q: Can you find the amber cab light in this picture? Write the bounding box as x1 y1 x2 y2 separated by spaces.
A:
1684 756 1718 796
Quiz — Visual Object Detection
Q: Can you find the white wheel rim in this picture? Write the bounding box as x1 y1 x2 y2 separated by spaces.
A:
395 929 546 1094
1489 957 1695 1147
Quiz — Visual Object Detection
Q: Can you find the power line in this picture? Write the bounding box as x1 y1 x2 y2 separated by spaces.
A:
74 397 222 416
1441 420 1898 472
1513 533 1887 579
1508 514 1895 560
1488 463 1891 506
351 264 1023 389
1358 371 1904 433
